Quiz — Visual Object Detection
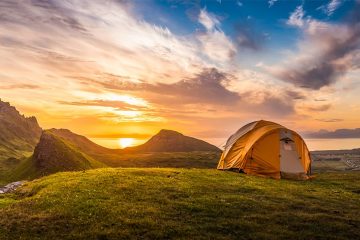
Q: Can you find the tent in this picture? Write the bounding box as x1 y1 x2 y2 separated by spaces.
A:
217 120 311 179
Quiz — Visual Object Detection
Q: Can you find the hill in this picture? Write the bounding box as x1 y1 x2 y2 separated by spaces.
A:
123 129 221 153
0 169 359 239
38 129 221 169
10 131 106 181
0 100 42 185
1 128 220 183
0 100 42 161
46 128 112 155
312 148 360 155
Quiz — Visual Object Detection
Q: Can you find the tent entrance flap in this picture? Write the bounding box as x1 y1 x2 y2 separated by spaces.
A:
279 130 304 173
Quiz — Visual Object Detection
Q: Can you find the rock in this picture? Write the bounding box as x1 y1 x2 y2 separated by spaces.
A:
0 181 26 194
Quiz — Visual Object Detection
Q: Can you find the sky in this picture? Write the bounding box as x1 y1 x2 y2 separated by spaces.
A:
1 0 360 149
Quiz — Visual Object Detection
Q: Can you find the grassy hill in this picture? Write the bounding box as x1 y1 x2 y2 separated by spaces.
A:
0 100 42 185
46 128 112 155
123 129 221 153
0 168 359 239
9 131 106 182
28 129 220 170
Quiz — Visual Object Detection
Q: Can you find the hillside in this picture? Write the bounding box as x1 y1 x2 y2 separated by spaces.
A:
0 100 42 185
0 169 359 239
312 148 360 155
0 100 42 161
46 128 112 155
123 129 221 153
39 129 221 169
10 131 106 181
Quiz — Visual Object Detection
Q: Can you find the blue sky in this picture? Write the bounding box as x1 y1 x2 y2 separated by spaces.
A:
130 0 359 70
0 0 359 149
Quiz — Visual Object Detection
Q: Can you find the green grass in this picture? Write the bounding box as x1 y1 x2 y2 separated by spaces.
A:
94 151 220 168
0 168 359 239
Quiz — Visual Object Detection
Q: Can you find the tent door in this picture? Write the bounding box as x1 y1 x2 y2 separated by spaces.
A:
279 130 304 173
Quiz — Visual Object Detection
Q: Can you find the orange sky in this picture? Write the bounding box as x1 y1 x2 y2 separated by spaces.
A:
1 1 360 150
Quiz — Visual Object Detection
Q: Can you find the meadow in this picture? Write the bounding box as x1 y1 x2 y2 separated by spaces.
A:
0 168 359 240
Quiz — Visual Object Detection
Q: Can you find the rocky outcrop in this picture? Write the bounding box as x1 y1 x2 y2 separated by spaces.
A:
0 99 42 161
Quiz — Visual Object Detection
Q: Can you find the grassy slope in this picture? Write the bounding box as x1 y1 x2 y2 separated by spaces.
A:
0 168 359 240
95 151 221 168
7 132 106 183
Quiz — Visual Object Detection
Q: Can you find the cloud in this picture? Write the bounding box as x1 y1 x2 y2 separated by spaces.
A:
58 99 147 111
304 128 360 138
198 9 220 31
315 118 343 122
197 9 237 62
284 90 306 100
287 5 305 27
258 94 295 116
0 84 41 89
87 68 241 106
302 104 332 112
268 4 360 90
268 0 278 8
234 22 265 51
145 68 241 105
318 0 343 16
241 91 296 116
0 0 206 87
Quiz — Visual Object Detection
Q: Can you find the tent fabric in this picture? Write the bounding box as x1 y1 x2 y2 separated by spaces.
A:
222 121 258 159
217 120 311 180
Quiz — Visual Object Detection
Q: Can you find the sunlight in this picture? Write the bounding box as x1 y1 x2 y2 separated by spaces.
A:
105 94 148 107
119 138 134 148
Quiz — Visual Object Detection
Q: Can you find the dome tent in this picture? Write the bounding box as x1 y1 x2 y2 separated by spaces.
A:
217 120 311 180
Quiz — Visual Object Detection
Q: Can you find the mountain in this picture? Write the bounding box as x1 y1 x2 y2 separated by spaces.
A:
123 129 221 153
46 128 112 155
0 99 42 161
11 130 106 180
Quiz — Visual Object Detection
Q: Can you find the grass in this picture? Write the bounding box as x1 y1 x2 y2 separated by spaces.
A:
0 168 359 239
312 159 350 172
94 151 221 168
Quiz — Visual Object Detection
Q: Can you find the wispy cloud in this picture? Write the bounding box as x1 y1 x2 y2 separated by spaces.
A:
316 118 343 122
287 5 305 27
318 0 343 16
86 68 241 106
0 84 41 90
268 0 278 8
302 104 332 112
197 9 237 62
198 9 220 31
268 3 360 90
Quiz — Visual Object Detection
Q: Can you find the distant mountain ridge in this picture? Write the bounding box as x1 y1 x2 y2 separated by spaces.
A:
0 99 42 161
312 148 360 155
0 100 220 182
123 129 221 153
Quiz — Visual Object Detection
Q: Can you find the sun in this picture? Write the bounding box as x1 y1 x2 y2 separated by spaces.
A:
119 138 134 148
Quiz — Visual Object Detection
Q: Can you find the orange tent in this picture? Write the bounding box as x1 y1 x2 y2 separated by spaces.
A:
217 120 311 180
